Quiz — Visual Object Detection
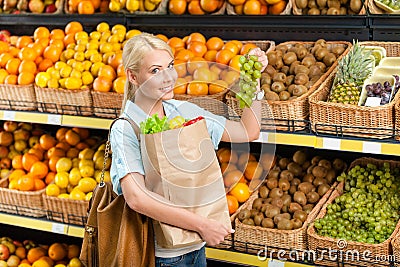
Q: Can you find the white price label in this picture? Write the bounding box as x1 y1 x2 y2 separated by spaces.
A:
322 137 341 150
47 114 62 125
3 110 15 121
268 259 285 267
51 223 65 234
362 141 381 154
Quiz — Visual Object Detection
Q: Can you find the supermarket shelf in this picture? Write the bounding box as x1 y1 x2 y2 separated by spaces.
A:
368 14 400 41
0 213 84 238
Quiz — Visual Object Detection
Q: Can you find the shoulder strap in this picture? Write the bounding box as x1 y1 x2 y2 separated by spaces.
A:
108 116 140 141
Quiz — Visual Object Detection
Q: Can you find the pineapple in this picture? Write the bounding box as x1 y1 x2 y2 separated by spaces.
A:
328 40 373 105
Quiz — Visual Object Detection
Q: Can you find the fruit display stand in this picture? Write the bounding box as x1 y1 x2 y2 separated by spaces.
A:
225 0 292 15
42 194 88 226
0 83 37 111
91 90 124 118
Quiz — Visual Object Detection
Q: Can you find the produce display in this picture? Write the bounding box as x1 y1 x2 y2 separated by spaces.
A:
261 39 345 101
66 0 109 14
0 0 60 14
294 0 363 14
227 0 288 15
0 236 82 267
236 150 346 229
109 0 162 13
168 0 225 15
315 162 400 244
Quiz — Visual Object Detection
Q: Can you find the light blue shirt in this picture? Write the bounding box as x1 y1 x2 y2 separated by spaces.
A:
110 99 227 195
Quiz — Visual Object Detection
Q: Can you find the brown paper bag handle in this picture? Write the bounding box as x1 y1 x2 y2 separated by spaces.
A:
100 117 140 186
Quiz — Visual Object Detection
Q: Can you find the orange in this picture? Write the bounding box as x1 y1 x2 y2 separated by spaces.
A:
27 247 47 264
217 148 238 164
33 27 50 41
5 58 21 75
155 33 168 42
174 59 187 78
0 52 13 68
9 168 25 181
167 37 185 50
28 147 44 161
116 64 125 77
187 41 207 58
97 65 116 81
168 0 187 14
113 76 126 94
222 41 240 55
206 37 224 51
203 50 218 62
33 178 46 190
45 171 56 184
260 4 267 14
235 2 244 11
229 182 250 203
72 127 90 140
65 129 81 146
186 81 208 95
17 175 35 191
226 194 239 215
240 42 258 55
56 141 71 151
229 0 246 5
28 42 45 57
35 37 50 48
187 32 206 44
243 0 261 14
187 0 205 14
186 56 208 74
4 74 17 85
107 52 122 70
9 46 20 57
63 33 76 47
0 41 9 54
244 161 263 180
209 79 228 94
48 243 68 261
50 29 66 40
11 154 24 170
228 54 242 71
75 141 89 150
223 169 245 188
38 58 53 72
93 76 113 92
22 153 40 172
78 0 95 14
175 49 195 62
65 21 84 35
173 77 187 94
268 0 286 14
67 148 80 158
200 0 219 12
29 161 49 179
220 161 237 175
40 134 57 150
47 147 66 159
16 36 33 49
49 39 65 50
48 156 60 173
18 72 35 85
43 45 62 63
56 127 69 142
91 0 101 9
0 69 7 84
68 244 81 259
215 49 235 65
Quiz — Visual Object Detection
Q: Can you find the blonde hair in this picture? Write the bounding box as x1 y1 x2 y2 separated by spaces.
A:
120 32 174 113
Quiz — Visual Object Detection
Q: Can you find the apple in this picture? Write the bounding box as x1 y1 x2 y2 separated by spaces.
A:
13 129 30 141
18 122 32 132
0 169 10 179
0 260 7 267
28 0 45 13
0 30 11 37
0 146 9 158
6 255 20 267
1 241 15 254
45 3 57 12
0 244 10 261
28 136 39 148
13 140 27 152
23 240 36 250
3 121 18 132
12 240 22 247
0 131 13 146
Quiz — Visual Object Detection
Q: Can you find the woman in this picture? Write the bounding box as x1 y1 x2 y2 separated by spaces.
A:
110 32 267 266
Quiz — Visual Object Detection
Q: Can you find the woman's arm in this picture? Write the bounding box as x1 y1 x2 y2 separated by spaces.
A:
120 172 233 246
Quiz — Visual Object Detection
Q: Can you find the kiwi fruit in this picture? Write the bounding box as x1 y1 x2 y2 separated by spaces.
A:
238 209 251 221
265 65 277 77
332 158 345 171
269 187 284 199
302 161 312 171
250 208 259 218
316 0 327 7
293 210 308 222
271 81 286 93
283 52 297 66
259 185 270 198
285 75 295 86
261 84 271 94
315 39 327 47
323 53 337 67
280 170 294 181
293 85 308 96
254 212 264 226
350 0 362 13
261 218 275 228
294 191 307 206
313 177 327 187
267 52 278 66
303 204 314 214
325 169 336 184
242 218 255 226
265 205 280 218
279 91 291 101
274 213 292 225
318 159 332 169
278 157 291 169
315 62 326 72
294 47 308 61
296 0 308 8
332 46 345 57
281 194 292 206
281 65 290 75
320 8 328 14
309 65 323 78
266 178 278 189
292 218 303 229
265 91 280 101
289 202 303 213
312 166 328 179
294 73 309 85
303 173 315 183
262 198 272 205
306 191 320 204
287 84 296 95
291 178 301 186
308 0 317 8
298 182 314 194
278 178 291 191
252 198 264 210
260 204 269 213
315 48 329 61
327 7 340 14
289 185 297 195
275 49 283 58
275 44 288 54
294 65 310 75
293 150 307 165
268 169 280 179
271 197 284 208
277 218 294 230
327 0 340 8
307 7 321 15
339 6 347 14
317 183 331 196
274 58 284 70
287 162 303 176
261 73 272 85
281 205 289 213
311 156 322 165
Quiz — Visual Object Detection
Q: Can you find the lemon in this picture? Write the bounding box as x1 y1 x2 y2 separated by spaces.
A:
94 170 110 183
62 49 75 61
54 264 67 267
112 42 122 52
96 22 110 33
90 62 105 76
111 24 126 33
89 31 101 40
72 157 80 168
74 44 86 52
97 143 106 151
79 148 95 160
58 193 70 199
76 38 88 46
75 31 89 40
99 42 113 54
126 29 142 39
46 184 60 197
73 51 85 62
102 52 114 64
66 43 76 50
113 30 126 42
46 67 58 78
35 72 51 88
67 183 75 193
70 69 82 79
67 59 76 66
69 167 82 186
82 71 94 85
60 65 72 78
79 158 94 167
77 177 97 193
86 42 99 51
72 61 84 72
65 77 82 90
82 60 92 71
85 192 93 201
90 53 103 63
54 61 67 70
47 78 59 89
55 171 69 189
56 157 72 172
84 49 98 60
107 34 120 44
69 188 86 200
59 78 66 88
80 165 95 178
109 0 121 12
93 150 105 162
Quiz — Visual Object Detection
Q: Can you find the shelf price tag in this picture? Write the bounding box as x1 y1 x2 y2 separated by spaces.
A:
321 137 341 150
47 114 62 125
268 259 285 267
362 141 381 154
51 222 65 234
2 110 15 121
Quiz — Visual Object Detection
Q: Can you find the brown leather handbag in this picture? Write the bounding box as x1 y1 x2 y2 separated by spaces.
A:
80 117 155 267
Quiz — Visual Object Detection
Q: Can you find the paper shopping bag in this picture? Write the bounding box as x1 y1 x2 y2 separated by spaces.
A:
140 118 231 249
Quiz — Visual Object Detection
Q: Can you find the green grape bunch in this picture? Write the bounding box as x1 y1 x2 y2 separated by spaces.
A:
236 49 267 108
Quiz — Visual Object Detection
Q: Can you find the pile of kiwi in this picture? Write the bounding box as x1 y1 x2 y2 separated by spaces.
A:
295 0 363 15
261 39 346 101
237 150 346 230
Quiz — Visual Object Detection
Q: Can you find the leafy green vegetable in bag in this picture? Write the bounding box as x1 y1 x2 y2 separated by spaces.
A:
140 114 170 134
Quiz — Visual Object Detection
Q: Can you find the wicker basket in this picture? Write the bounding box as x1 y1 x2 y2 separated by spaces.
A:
0 177 46 217
228 41 351 131
22 0 64 14
392 235 400 267
34 85 93 116
43 194 88 226
292 0 366 15
226 0 292 14
233 181 336 254
91 91 124 118
307 157 400 267
367 0 399 14
0 84 37 111
396 100 400 141
130 0 168 14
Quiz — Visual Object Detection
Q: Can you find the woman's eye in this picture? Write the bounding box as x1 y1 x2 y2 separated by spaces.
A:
168 63 174 69
151 68 160 74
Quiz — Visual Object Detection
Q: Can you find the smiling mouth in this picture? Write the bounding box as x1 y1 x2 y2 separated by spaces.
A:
160 85 174 92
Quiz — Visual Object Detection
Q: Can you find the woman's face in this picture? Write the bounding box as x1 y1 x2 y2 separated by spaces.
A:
131 49 177 101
